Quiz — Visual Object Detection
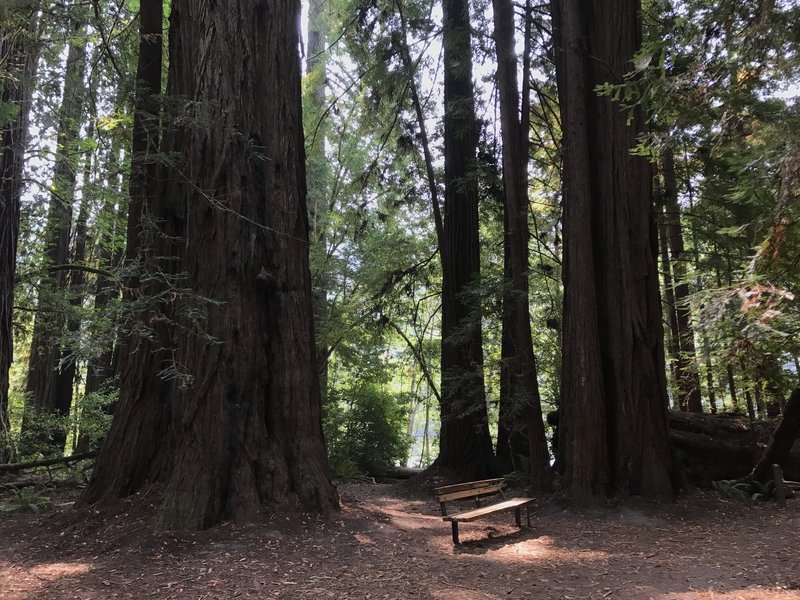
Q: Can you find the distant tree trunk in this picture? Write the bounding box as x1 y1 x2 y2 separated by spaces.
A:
122 0 163 277
305 0 331 404
662 151 702 413
702 338 718 414
551 0 677 501
497 230 526 471
79 0 172 502
658 199 681 411
744 387 757 423
0 5 41 462
82 0 338 528
727 364 740 411
754 379 765 419
22 16 87 452
76 138 126 456
491 0 551 490
435 0 498 479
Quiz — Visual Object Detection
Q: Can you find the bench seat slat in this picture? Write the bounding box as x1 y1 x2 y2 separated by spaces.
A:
443 498 533 523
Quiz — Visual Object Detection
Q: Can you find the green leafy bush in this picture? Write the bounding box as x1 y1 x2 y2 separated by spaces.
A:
323 384 411 477
71 386 117 450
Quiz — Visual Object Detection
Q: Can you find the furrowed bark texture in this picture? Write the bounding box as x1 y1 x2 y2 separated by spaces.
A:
747 389 800 483
552 0 677 501
158 0 337 527
435 0 498 479
0 6 40 460
83 0 338 528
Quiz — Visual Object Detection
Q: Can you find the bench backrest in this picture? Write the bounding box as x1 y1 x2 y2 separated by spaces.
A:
435 478 506 516
435 478 505 503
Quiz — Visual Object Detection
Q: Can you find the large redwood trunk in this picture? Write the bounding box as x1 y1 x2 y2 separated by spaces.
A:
435 0 498 479
82 0 338 528
491 0 551 491
0 6 40 461
551 0 677 501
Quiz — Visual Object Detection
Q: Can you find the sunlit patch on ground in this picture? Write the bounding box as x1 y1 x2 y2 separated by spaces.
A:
0 561 92 600
27 561 92 580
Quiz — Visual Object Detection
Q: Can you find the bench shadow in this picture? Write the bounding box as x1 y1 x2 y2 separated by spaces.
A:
451 525 535 554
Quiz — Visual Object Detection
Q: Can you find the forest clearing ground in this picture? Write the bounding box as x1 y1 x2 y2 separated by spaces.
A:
0 477 798 600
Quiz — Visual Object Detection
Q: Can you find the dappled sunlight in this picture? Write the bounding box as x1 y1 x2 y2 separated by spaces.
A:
478 533 611 565
0 561 93 600
353 532 376 545
28 561 92 580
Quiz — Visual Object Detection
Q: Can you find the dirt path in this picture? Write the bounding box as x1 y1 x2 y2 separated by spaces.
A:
0 480 798 599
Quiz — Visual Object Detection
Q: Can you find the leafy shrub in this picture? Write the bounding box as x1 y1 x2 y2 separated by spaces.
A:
71 385 117 451
0 486 51 514
323 384 411 477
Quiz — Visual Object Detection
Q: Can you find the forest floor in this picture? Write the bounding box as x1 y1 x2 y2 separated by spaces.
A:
0 473 799 600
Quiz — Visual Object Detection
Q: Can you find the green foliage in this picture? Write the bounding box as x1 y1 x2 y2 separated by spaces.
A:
323 384 411 477
13 403 69 459
0 486 51 515
72 386 117 450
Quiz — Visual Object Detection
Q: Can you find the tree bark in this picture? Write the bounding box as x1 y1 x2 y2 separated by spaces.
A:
658 199 681 411
0 5 41 462
22 14 88 452
727 364 740 411
82 0 338 528
434 0 498 479
746 389 800 483
491 0 551 491
551 0 677 501
305 0 332 404
662 150 702 413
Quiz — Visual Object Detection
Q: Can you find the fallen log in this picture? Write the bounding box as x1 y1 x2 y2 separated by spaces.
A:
0 451 96 475
548 408 800 487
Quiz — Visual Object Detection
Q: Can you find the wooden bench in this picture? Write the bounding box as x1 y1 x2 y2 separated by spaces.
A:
435 478 533 544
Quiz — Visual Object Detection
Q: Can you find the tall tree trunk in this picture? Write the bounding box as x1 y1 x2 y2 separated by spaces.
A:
658 199 681 411
703 339 718 414
82 0 338 528
491 0 551 491
754 379 765 419
0 5 41 462
551 0 677 501
727 364 740 412
79 0 172 503
76 139 126 453
22 14 87 452
662 151 702 413
435 0 498 479
305 0 331 404
746 389 800 484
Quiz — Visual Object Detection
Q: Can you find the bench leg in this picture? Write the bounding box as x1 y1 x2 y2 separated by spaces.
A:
526 504 531 527
514 507 521 528
451 522 460 545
